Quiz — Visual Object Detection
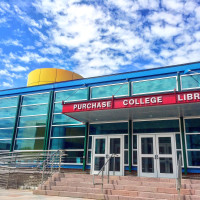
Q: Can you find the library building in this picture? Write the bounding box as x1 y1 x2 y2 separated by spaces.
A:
1 61 200 179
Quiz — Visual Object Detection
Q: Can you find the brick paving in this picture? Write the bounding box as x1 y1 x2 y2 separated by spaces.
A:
0 189 90 200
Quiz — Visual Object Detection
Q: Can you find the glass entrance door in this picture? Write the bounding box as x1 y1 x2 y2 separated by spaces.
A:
92 135 123 176
139 134 176 178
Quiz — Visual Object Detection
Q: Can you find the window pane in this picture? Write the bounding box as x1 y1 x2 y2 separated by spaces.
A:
176 134 181 149
185 118 200 133
124 151 128 164
88 136 92 149
0 140 11 150
133 120 180 133
124 135 128 149
0 97 18 108
22 93 49 105
133 135 137 149
87 151 91 164
132 77 177 95
54 103 62 113
62 151 84 163
50 138 84 150
133 151 137 165
181 75 200 89
20 104 48 116
51 126 85 137
187 135 200 149
0 129 13 139
52 114 82 125
17 127 46 138
90 122 128 135
55 88 87 102
14 139 44 150
0 117 15 128
91 83 128 99
18 115 47 127
188 151 200 166
0 107 17 118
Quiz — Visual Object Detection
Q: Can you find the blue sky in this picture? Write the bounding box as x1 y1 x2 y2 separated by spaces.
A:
0 0 200 89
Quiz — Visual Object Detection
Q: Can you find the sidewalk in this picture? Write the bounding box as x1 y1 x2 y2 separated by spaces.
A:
0 189 90 200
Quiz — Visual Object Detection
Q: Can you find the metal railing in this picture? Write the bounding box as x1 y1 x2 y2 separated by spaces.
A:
93 154 118 190
0 150 65 189
176 154 182 200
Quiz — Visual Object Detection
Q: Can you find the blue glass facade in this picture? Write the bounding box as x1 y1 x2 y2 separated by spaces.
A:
0 62 200 173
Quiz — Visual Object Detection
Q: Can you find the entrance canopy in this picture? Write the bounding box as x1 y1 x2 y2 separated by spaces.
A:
62 90 200 123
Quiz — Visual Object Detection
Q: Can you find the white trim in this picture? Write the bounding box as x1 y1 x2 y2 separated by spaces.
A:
0 139 12 141
0 106 17 109
132 117 180 122
0 127 13 130
17 126 46 129
22 91 50 97
90 82 129 100
89 120 128 125
132 76 177 95
0 116 15 120
19 114 47 118
15 137 44 140
21 103 48 107
50 136 85 139
180 73 200 90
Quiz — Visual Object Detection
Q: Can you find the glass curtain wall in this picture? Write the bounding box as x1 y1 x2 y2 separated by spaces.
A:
132 77 177 95
0 96 18 151
91 83 129 99
181 74 200 90
49 88 87 164
14 92 50 151
185 118 200 167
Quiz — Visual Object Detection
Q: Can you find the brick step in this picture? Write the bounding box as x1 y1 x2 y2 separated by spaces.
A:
33 190 168 200
185 195 200 200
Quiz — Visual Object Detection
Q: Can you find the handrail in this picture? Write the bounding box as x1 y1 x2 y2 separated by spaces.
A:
93 154 118 190
176 153 182 200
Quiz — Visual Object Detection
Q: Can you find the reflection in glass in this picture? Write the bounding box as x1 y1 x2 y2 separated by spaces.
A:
133 151 137 165
20 104 48 116
141 138 153 154
17 127 46 138
188 151 200 166
61 151 84 163
88 136 92 149
142 157 154 173
50 138 84 150
14 139 44 150
185 119 200 133
109 157 120 172
0 117 15 128
87 151 91 164
91 83 128 99
124 135 128 149
159 158 173 173
110 138 120 154
94 157 105 170
176 134 181 149
133 135 137 149
22 93 49 105
124 150 128 164
0 140 11 150
132 77 176 95
0 129 13 139
51 126 85 137
18 115 47 127
0 107 17 118
187 134 200 149
95 139 105 154
177 151 182 165
54 103 62 113
158 137 172 154
181 75 200 90
0 97 18 108
53 114 82 125
55 89 87 102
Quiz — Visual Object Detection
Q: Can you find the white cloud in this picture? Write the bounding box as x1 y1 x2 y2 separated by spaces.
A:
2 82 13 88
0 39 22 46
40 46 62 55
18 52 51 63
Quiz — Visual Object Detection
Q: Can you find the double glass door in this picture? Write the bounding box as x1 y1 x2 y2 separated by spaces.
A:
92 135 123 176
139 134 176 178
